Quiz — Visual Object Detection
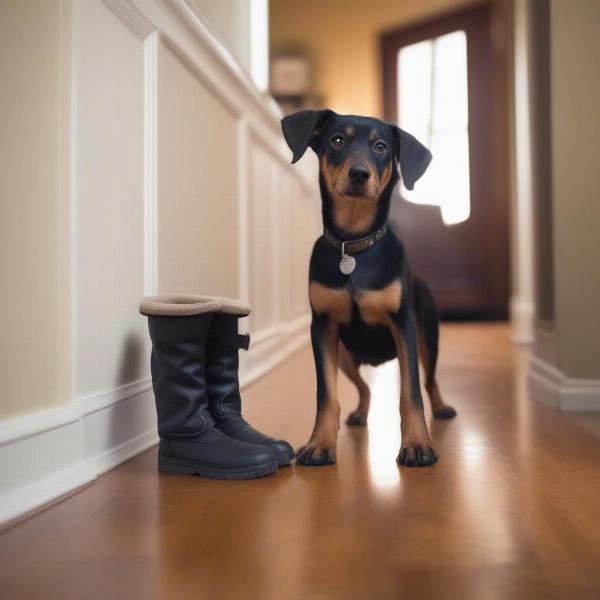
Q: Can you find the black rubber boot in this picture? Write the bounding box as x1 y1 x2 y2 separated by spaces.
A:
141 295 277 480
206 311 295 467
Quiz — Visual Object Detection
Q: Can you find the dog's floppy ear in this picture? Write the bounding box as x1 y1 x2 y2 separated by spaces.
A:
281 109 335 164
390 126 432 190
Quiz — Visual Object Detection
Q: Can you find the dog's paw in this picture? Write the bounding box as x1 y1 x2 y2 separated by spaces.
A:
433 405 457 419
346 411 368 427
296 443 337 466
397 444 439 467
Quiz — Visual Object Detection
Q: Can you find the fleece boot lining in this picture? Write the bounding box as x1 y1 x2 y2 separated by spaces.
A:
140 294 250 317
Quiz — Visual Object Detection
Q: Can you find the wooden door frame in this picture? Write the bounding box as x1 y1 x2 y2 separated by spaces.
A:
380 2 511 320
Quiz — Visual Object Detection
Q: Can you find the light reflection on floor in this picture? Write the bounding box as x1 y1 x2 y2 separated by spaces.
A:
362 360 401 490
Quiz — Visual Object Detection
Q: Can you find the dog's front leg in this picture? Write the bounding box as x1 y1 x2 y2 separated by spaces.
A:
389 309 439 467
296 313 340 465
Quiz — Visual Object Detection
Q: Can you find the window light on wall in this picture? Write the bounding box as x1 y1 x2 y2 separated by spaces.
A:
397 30 470 225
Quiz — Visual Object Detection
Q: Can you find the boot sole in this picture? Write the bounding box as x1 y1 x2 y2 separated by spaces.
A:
158 456 277 480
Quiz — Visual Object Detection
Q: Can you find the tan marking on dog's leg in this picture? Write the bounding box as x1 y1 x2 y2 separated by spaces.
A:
339 344 371 427
393 327 430 440
297 320 341 465
417 329 456 420
388 320 438 467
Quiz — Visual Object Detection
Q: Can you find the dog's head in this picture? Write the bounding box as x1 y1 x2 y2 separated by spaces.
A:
281 109 432 235
282 109 432 194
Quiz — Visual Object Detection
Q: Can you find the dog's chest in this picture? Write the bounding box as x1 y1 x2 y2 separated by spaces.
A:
309 280 402 326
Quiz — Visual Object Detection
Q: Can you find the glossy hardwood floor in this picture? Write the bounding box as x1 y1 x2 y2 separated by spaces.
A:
2 324 600 599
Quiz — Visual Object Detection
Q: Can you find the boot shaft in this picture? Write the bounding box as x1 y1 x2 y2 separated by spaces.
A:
148 313 215 437
206 313 248 419
141 295 251 438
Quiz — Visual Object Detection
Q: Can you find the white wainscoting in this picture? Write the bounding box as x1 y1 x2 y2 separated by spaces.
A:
0 0 319 526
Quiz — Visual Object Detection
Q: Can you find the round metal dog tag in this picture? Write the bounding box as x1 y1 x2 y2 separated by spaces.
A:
339 254 356 275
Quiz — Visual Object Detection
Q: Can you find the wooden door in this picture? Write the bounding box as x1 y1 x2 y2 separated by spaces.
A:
381 4 510 319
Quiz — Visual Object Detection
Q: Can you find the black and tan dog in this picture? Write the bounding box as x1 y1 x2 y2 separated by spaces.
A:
282 109 457 468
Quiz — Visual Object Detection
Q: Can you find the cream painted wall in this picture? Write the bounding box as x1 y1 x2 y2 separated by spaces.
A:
248 137 278 332
270 0 483 117
72 0 149 399
527 0 600 409
0 0 317 423
550 0 600 379
157 40 240 298
0 1 70 418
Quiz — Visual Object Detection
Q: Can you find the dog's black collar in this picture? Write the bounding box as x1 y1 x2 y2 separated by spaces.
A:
323 225 388 255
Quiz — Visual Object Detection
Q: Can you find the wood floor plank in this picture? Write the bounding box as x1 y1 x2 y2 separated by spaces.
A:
1 324 599 599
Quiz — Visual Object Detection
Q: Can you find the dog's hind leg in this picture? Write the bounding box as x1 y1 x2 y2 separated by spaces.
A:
339 344 371 427
413 277 457 419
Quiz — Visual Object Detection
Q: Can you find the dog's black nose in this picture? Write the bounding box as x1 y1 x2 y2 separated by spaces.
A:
349 165 371 183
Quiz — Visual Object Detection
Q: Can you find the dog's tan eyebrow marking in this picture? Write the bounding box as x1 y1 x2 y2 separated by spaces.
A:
345 126 354 136
369 130 378 142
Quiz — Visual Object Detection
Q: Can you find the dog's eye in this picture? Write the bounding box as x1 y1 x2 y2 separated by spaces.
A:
374 140 387 153
331 134 344 147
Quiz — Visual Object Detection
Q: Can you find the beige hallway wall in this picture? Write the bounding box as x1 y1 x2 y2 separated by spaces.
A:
528 0 600 410
0 0 320 525
0 0 318 424
157 40 240 298
0 0 70 419
550 0 600 379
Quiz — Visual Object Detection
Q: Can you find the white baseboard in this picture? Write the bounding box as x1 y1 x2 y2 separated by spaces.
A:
528 356 600 411
0 412 91 525
0 313 310 526
0 384 158 526
0 462 93 528
510 296 534 345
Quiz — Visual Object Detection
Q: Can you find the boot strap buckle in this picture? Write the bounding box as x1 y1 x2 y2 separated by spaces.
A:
212 332 250 351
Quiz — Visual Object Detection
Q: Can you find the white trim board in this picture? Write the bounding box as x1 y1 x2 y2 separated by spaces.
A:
0 387 158 526
528 356 600 411
143 30 159 296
